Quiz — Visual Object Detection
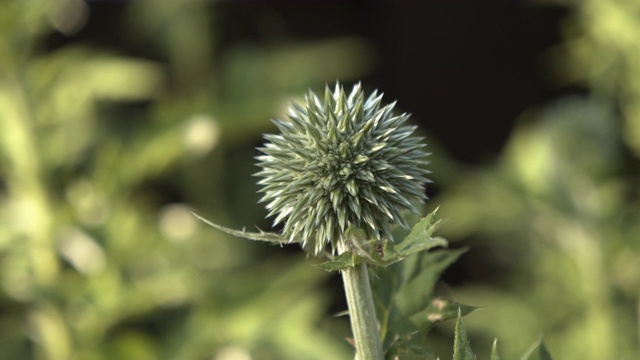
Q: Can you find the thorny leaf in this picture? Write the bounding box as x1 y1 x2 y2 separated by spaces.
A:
192 212 295 244
453 311 477 360
374 248 476 358
319 208 447 271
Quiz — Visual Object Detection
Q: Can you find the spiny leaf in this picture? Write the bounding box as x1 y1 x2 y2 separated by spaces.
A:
520 338 553 360
452 311 477 360
390 249 469 318
373 248 475 358
192 212 294 244
344 208 448 268
391 207 445 256
315 209 448 271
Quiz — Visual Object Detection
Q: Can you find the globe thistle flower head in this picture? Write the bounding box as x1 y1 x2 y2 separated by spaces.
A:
256 83 430 255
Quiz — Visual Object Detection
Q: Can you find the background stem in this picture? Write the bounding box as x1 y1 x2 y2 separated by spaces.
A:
341 257 384 360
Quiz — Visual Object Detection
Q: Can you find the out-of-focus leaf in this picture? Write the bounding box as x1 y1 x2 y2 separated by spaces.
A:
561 0 640 158
220 37 374 103
491 339 500 360
435 95 639 359
519 338 552 360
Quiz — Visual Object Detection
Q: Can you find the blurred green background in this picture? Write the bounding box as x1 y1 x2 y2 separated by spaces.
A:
0 0 638 359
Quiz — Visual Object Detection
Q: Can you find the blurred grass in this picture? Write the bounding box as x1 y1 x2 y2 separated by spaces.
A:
0 1 373 359
430 1 640 359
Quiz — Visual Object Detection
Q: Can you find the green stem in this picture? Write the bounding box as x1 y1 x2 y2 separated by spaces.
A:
340 244 384 360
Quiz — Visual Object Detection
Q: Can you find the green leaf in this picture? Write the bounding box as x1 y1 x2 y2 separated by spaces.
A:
317 251 359 271
491 339 500 360
346 208 448 268
319 210 448 270
373 248 475 358
520 338 553 360
453 311 477 360
391 207 446 257
192 212 294 244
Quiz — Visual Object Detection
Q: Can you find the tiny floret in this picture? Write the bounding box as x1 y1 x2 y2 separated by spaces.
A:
256 83 430 254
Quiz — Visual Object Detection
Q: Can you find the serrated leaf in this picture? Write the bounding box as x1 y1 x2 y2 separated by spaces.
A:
392 207 446 256
192 212 294 244
348 208 448 268
317 251 359 271
373 248 475 357
390 249 469 322
520 338 553 360
491 339 500 360
453 312 477 360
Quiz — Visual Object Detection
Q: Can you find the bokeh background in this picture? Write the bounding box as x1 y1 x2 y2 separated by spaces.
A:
1 0 639 359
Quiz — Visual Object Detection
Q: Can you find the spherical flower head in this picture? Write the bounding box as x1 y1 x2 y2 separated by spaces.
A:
256 83 430 255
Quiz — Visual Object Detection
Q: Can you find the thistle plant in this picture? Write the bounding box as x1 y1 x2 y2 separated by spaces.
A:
256 82 430 255
194 83 552 359
195 82 447 360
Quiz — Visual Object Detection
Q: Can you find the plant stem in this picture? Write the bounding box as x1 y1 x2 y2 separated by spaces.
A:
340 243 384 360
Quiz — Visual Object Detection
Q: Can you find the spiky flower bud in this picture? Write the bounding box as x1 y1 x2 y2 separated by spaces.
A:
256 83 430 255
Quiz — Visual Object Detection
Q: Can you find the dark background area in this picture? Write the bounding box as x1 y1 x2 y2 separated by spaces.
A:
54 1 572 165
48 0 574 324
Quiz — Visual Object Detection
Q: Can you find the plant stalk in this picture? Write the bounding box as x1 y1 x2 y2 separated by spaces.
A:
340 243 384 360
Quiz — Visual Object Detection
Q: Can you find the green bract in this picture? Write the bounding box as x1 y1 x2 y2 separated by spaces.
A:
256 83 430 254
